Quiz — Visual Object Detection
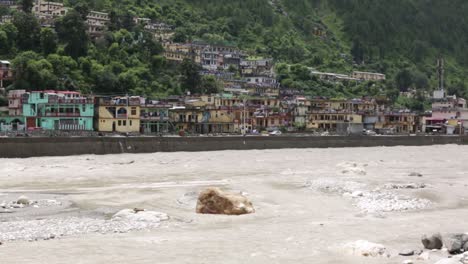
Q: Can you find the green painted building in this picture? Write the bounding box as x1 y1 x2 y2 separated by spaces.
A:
0 116 25 132
22 91 94 131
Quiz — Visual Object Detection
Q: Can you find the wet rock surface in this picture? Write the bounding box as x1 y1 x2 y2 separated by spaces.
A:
196 187 255 215
442 233 468 254
422 233 443 250
344 240 387 257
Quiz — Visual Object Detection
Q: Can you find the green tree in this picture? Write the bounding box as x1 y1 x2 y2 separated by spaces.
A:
12 12 40 51
40 28 58 55
55 10 89 59
21 0 34 13
179 58 201 94
74 2 90 20
201 75 219 94
395 69 413 92
351 39 365 64
12 51 57 90
0 30 9 55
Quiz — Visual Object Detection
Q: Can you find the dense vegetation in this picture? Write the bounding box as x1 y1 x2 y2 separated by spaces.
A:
1 0 468 110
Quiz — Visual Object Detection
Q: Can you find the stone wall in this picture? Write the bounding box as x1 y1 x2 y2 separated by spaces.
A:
0 135 466 158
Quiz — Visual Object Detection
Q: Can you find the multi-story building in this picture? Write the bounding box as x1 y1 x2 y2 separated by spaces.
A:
95 96 141 133
144 22 175 43
0 0 16 7
7 90 25 116
245 76 278 87
423 91 468 134
0 15 12 24
140 101 172 134
1 89 26 132
240 57 273 76
291 96 310 128
306 111 363 133
22 90 94 131
163 43 202 63
86 11 109 36
33 0 66 15
310 70 357 82
0 60 13 89
169 105 203 133
198 108 235 134
200 44 242 70
379 111 417 134
351 71 386 81
32 0 68 26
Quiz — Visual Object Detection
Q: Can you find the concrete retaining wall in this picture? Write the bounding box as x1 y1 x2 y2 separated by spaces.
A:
0 135 466 158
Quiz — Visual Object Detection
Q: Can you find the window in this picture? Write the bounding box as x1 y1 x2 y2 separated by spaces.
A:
130 120 132 126
118 120 122 126
123 120 127 126
131 107 137 115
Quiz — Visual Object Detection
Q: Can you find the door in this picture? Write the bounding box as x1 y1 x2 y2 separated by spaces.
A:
26 117 36 129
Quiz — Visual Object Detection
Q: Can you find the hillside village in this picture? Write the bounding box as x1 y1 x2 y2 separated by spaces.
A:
0 0 466 136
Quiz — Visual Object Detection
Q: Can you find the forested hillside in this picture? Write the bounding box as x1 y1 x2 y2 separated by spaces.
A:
1 0 467 108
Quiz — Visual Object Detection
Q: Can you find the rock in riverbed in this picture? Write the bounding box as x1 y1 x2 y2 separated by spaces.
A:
434 258 463 264
422 233 443 250
112 209 169 223
399 250 415 256
344 240 387 257
196 187 254 215
442 233 468 254
17 195 30 205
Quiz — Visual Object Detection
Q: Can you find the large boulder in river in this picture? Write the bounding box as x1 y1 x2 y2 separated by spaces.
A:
422 233 443 250
196 187 255 215
17 195 30 205
443 233 468 254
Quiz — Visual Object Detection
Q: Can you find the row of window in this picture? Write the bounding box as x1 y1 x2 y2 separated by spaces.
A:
99 120 133 126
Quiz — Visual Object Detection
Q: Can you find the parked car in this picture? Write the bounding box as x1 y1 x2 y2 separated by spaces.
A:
269 130 282 136
362 129 377 136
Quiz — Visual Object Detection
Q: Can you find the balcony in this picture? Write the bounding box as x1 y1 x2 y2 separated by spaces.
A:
116 114 128 119
141 116 170 121
47 98 93 104
41 112 81 117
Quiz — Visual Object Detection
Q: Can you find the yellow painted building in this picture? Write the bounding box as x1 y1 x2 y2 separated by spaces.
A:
95 97 141 133
307 112 363 131
163 43 201 63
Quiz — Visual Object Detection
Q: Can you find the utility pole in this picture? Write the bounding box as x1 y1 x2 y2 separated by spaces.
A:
242 97 246 136
126 93 129 133
437 58 444 92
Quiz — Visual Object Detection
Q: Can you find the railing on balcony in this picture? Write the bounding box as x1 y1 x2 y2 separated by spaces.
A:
58 124 87 131
41 112 81 117
116 114 127 119
141 116 170 121
47 99 93 104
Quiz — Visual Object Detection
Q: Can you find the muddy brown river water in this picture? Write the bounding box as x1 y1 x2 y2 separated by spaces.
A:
1 145 468 263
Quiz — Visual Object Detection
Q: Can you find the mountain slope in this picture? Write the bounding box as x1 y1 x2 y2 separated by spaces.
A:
1 0 468 106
